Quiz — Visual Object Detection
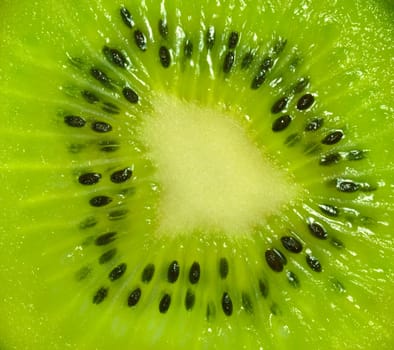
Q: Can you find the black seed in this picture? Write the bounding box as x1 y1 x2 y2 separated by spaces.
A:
91 68 110 86
99 248 117 264
272 115 292 132
206 26 215 49
95 232 117 246
293 77 309 93
251 70 266 89
81 90 99 104
261 57 274 71
273 39 287 55
141 263 155 283
228 31 239 49
337 179 359 193
159 19 168 39
287 271 300 288
109 263 127 281
319 204 339 217
79 216 97 230
102 46 128 68
241 293 253 313
108 209 129 221
281 236 303 253
110 167 133 183
189 262 200 284
102 102 120 114
241 51 254 69
347 150 365 161
297 93 315 110
308 221 328 239
91 121 112 133
285 133 301 146
259 279 269 298
184 39 193 58
64 115 86 128
159 46 171 68
90 195 113 207
128 288 141 307
219 257 228 279
185 289 195 310
223 51 235 73
265 248 287 272
75 266 91 281
271 96 289 114
330 237 345 249
93 287 108 304
320 153 341 166
78 172 101 185
305 118 324 131
306 255 322 272
167 260 180 283
122 87 139 104
134 30 147 51
99 140 119 152
222 292 233 316
120 7 134 28
159 294 171 313
322 130 344 145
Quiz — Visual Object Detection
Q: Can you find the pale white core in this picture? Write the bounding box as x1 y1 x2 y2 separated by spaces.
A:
141 94 297 236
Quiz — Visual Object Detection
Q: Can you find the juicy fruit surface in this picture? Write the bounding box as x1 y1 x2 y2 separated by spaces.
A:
0 0 393 349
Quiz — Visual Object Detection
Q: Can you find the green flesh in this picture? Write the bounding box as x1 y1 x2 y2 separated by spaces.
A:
0 0 393 349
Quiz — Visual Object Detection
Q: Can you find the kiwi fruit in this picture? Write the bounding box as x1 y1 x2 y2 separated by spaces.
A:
0 0 393 349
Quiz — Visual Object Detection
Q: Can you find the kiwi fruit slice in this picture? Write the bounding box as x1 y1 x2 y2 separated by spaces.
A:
0 0 393 349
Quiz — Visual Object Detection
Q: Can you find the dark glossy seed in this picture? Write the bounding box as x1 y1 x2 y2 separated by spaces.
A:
102 102 120 114
78 172 101 185
108 209 129 221
82 90 99 104
93 287 108 304
159 19 168 39
337 179 359 192
306 255 322 272
251 70 266 89
293 77 309 93
320 153 341 166
95 232 117 246
128 288 141 306
287 271 300 288
91 68 110 85
261 57 273 71
91 121 112 133
305 118 324 131
120 7 134 28
141 263 155 283
271 96 289 114
167 260 180 283
297 93 315 110
159 46 171 68
184 39 193 58
222 292 233 316
272 115 292 132
134 30 147 51
159 294 171 313
90 196 113 207
308 221 328 239
259 279 269 298
109 263 127 281
206 26 215 49
219 257 228 279
189 262 200 284
99 248 117 264
273 39 287 54
79 216 97 229
319 204 339 217
75 266 91 281
64 115 86 128
122 87 139 103
242 293 253 313
228 31 239 49
265 248 287 272
281 236 303 253
185 289 195 310
241 51 254 69
223 51 235 73
330 238 344 249
102 46 128 68
110 167 132 183
347 150 365 161
322 130 344 145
